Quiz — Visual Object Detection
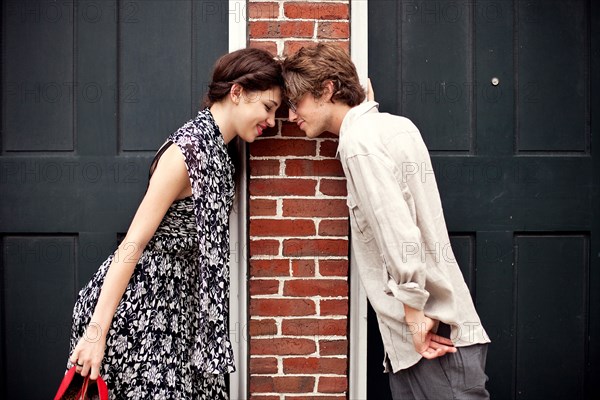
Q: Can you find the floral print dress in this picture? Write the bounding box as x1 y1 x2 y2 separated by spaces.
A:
69 109 235 399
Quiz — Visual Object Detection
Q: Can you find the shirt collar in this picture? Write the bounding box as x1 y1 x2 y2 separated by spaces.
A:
337 101 379 157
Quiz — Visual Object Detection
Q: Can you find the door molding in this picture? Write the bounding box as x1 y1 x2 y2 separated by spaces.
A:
228 2 247 399
349 1 368 399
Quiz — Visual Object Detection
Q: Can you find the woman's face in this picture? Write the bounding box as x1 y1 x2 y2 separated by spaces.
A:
233 86 282 142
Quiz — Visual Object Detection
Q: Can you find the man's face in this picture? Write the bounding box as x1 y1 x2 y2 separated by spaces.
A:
287 92 332 138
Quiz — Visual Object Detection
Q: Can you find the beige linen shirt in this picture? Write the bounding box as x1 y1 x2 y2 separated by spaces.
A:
338 102 490 373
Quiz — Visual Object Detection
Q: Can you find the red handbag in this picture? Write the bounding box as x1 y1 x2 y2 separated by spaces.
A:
54 366 109 400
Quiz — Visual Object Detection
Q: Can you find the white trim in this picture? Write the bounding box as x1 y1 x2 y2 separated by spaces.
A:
350 1 369 399
228 143 248 400
229 0 247 52
228 2 248 399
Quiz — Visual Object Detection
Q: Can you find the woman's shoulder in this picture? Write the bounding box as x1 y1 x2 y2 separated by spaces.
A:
170 109 220 144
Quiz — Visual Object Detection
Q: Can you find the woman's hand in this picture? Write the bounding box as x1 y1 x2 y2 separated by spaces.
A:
69 323 107 379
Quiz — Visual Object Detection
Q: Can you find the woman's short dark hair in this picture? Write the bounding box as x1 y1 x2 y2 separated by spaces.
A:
203 48 282 194
204 48 283 107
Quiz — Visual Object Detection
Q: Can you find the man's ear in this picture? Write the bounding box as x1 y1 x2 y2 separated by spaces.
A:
230 83 243 104
321 80 335 102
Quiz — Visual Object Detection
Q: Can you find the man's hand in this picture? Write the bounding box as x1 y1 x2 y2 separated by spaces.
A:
404 305 457 359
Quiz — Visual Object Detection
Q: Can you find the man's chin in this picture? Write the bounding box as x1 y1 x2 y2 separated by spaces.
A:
305 129 323 139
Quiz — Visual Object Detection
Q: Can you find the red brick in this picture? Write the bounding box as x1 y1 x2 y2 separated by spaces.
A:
250 178 317 196
251 159 281 176
317 22 349 39
284 396 346 400
320 300 348 316
249 40 278 56
282 318 347 336
276 103 290 119
251 376 315 393
249 319 279 336
319 340 348 356
283 279 348 297
283 199 348 218
319 132 339 140
319 140 339 157
284 3 349 20
249 2 280 19
319 179 347 196
283 357 347 375
319 260 348 277
318 219 349 236
292 259 315 277
251 218 316 237
285 159 344 177
251 396 280 400
250 199 278 216
281 120 306 137
250 259 290 277
283 239 348 257
318 377 347 393
249 239 280 256
252 338 317 355
251 21 315 39
262 125 280 137
250 279 280 295
250 357 279 374
250 139 317 157
251 298 316 316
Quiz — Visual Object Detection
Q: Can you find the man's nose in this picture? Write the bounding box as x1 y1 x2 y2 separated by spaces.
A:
288 109 298 122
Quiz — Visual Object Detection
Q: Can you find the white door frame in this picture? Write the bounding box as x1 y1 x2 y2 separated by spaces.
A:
350 1 369 399
228 2 247 399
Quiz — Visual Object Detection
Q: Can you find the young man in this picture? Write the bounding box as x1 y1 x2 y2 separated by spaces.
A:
283 44 490 399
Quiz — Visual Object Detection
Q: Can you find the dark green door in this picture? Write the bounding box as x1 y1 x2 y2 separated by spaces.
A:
1 1 227 398
368 0 599 398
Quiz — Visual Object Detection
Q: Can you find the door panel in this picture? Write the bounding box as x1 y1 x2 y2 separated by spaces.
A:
367 0 598 398
0 1 228 398
516 1 588 152
3 236 76 399
120 1 194 151
400 2 473 151
515 234 588 398
4 1 74 151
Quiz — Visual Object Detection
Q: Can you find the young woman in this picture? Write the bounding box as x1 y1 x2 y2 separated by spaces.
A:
67 48 282 399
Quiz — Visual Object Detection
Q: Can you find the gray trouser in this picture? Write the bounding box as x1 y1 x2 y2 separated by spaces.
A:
389 344 490 400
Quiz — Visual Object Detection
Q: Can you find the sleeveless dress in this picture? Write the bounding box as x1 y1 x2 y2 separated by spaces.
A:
68 108 236 399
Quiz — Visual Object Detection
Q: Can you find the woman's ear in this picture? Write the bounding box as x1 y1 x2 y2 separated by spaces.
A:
230 83 243 104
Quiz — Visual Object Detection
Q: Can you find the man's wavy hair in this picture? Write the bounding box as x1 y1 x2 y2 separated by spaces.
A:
282 43 366 107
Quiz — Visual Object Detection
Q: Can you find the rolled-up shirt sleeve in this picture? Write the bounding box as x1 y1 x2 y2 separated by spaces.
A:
345 153 429 310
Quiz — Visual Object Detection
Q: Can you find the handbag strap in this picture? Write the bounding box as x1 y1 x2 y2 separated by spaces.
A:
95 375 109 400
53 367 77 400
54 366 109 400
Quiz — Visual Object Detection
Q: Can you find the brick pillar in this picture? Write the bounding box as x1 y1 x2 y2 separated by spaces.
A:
247 1 351 399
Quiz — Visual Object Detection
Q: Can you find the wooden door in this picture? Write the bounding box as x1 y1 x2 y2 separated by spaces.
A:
367 0 599 398
0 0 228 397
